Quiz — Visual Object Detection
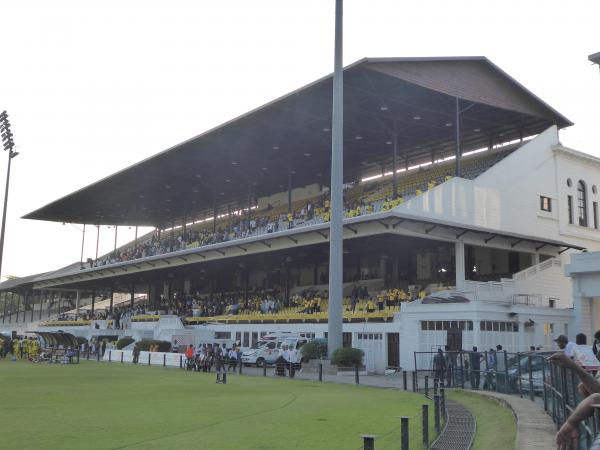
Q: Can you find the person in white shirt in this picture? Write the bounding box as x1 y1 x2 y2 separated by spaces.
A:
555 335 576 357
227 348 238 372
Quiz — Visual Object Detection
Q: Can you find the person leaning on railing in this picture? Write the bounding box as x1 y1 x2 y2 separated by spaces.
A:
549 352 600 399
555 393 600 449
549 352 600 449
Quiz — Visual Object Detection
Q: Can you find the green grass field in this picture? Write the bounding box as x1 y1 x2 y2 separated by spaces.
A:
447 390 516 450
0 359 433 450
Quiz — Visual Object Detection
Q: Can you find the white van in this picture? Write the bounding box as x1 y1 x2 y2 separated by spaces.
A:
241 332 300 366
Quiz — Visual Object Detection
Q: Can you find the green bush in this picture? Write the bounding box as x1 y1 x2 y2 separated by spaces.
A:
331 347 364 367
300 339 328 362
135 340 172 352
116 337 135 349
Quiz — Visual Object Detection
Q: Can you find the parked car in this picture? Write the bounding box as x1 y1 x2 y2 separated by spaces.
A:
506 352 552 395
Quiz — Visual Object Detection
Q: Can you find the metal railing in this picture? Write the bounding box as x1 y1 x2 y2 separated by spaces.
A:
414 350 600 449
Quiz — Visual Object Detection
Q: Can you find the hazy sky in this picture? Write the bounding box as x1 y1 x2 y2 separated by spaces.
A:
0 1 599 279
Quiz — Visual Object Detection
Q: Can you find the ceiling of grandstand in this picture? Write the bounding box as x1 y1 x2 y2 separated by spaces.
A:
24 56 572 227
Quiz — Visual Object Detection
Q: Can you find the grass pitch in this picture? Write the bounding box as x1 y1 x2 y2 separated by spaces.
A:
0 359 431 450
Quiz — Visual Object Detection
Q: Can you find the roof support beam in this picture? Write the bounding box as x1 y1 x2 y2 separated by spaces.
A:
392 219 405 229
345 225 358 235
286 236 298 244
178 256 188 262
535 244 546 251
259 241 271 248
376 220 389 230
559 247 570 254
510 239 523 248
314 231 328 240
425 225 437 234
484 234 497 244
456 230 469 239
236 245 248 252
213 249 226 256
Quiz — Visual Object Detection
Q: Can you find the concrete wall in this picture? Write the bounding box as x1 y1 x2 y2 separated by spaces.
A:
395 127 600 252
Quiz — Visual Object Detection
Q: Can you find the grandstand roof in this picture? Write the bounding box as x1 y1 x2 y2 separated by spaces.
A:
23 56 572 227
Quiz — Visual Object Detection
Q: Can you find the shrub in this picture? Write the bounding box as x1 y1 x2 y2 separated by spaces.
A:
135 340 172 352
300 339 328 362
116 337 135 349
331 347 364 367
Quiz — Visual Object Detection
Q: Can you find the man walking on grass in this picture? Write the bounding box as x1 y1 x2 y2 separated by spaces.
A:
214 344 224 383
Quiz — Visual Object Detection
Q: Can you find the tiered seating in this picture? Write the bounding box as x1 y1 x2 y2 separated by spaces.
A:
100 144 519 266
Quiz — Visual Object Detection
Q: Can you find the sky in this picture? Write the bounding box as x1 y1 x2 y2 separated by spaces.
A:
0 0 599 279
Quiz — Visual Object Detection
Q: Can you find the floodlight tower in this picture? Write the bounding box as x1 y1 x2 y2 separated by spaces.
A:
327 0 344 356
0 111 19 279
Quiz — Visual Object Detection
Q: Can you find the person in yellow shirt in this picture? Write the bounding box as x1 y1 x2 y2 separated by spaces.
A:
366 299 376 313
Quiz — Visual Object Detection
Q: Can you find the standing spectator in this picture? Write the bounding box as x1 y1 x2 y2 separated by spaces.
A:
469 347 482 389
576 333 588 345
593 330 600 357
444 345 455 387
495 345 507 392
185 345 195 370
101 340 106 357
227 347 238 372
214 344 224 383
432 349 446 383
132 343 140 364
484 349 496 390
555 335 576 357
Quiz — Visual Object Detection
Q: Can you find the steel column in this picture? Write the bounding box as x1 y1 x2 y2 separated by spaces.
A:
392 122 398 198
95 225 100 264
455 97 461 177
80 224 86 268
2 292 6 323
113 225 118 252
287 156 292 213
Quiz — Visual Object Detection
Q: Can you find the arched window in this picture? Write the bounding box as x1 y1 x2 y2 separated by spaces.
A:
577 180 588 227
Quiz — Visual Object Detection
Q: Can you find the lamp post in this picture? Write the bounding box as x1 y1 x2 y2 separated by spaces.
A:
0 111 18 279
327 0 344 355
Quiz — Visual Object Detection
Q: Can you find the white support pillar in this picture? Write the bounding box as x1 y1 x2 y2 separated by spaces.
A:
532 253 540 266
572 278 591 339
455 241 465 291
75 290 80 317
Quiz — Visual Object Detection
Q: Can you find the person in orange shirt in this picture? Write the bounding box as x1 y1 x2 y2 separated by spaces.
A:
185 344 195 370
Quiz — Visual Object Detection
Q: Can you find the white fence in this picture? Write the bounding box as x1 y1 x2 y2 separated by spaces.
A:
102 349 185 367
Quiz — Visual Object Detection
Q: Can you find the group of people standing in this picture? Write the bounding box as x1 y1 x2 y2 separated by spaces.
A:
184 343 241 383
432 344 506 389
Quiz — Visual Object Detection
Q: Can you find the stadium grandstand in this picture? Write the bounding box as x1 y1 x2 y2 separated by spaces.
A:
2 56 599 372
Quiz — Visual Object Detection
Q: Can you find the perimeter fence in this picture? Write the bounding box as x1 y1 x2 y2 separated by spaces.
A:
414 350 600 449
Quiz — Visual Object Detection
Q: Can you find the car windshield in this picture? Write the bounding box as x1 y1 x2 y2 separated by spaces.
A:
250 340 271 350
